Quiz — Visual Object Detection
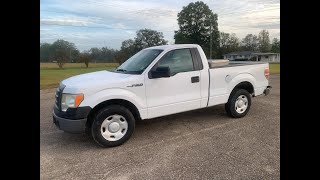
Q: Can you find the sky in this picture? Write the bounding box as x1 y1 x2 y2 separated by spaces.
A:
40 0 280 51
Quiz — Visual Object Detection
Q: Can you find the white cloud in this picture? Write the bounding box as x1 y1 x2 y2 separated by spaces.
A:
40 0 280 50
40 15 102 26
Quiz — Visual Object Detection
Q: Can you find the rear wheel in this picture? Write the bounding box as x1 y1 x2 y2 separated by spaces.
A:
225 89 251 118
91 105 135 147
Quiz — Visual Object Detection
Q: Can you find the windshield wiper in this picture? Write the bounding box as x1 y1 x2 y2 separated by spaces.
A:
116 69 127 72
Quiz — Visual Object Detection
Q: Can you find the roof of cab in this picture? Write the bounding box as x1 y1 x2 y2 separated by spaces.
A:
146 44 200 50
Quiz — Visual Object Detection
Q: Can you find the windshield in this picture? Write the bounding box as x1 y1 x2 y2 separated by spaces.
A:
115 49 163 74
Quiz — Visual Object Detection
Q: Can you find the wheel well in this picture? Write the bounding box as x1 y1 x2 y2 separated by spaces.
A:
86 99 141 129
233 81 254 94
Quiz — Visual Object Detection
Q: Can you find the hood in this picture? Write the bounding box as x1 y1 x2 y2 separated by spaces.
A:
61 70 134 93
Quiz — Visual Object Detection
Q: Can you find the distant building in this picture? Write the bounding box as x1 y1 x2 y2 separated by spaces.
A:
223 51 280 62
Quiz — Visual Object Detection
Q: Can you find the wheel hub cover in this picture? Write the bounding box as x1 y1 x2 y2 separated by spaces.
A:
108 122 120 133
238 100 244 107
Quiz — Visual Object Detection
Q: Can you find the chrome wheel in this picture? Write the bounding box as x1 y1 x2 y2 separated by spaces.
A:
235 95 248 114
100 114 128 141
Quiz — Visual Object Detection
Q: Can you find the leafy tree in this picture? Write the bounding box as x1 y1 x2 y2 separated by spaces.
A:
89 47 101 62
40 43 52 62
174 1 219 58
116 29 168 64
227 33 240 52
271 38 280 53
258 30 271 52
50 40 71 68
219 32 230 48
122 39 135 50
219 32 240 55
115 39 136 64
78 51 91 68
52 49 68 68
71 49 80 63
88 47 118 63
241 34 259 51
134 29 168 50
49 39 79 68
101 47 118 62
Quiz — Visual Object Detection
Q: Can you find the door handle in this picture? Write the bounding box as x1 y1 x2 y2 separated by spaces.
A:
191 76 200 83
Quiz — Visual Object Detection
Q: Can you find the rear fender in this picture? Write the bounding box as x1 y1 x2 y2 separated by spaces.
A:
227 73 256 97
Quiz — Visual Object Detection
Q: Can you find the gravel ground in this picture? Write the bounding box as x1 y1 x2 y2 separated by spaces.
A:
40 74 280 180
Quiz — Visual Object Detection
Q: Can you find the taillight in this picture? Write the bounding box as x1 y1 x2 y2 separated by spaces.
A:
264 67 269 80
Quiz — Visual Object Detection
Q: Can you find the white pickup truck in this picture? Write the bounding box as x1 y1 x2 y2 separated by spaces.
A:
53 44 271 147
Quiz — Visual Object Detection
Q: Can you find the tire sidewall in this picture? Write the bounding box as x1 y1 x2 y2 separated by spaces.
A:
227 89 251 118
91 105 135 147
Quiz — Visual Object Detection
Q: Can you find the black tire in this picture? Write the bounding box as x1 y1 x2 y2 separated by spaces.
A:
225 89 251 118
91 105 135 147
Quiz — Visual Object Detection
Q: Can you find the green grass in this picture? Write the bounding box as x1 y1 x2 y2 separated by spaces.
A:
269 63 280 74
40 62 119 69
40 63 118 89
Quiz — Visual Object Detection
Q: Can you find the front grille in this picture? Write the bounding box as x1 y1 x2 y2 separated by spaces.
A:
55 84 65 111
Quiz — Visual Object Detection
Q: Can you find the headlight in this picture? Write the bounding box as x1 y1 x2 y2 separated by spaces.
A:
61 94 84 112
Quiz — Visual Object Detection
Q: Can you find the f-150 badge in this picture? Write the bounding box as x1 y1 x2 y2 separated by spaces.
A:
127 83 143 87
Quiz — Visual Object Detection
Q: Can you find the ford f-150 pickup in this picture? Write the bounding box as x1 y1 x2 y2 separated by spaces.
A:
53 44 271 147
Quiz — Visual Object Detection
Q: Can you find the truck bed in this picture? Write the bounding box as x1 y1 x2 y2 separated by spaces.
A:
207 61 269 107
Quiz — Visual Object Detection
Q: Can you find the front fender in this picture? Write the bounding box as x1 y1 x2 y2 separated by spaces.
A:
80 88 147 119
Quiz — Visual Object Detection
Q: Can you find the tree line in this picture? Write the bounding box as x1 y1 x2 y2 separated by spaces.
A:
40 28 168 68
40 1 279 68
219 30 280 56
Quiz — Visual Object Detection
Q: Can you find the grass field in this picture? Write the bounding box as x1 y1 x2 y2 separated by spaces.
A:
40 62 119 69
269 63 280 74
40 62 280 90
40 63 118 89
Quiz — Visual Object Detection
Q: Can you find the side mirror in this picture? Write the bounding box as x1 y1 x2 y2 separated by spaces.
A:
150 66 170 78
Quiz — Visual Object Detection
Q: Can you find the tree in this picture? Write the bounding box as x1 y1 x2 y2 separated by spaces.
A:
219 32 230 48
134 29 168 50
53 49 68 68
115 39 136 64
227 33 240 52
88 47 118 63
258 30 271 52
101 47 118 62
271 38 280 53
40 43 52 62
122 39 135 50
78 51 91 68
116 29 168 64
50 39 79 68
241 34 259 51
174 1 220 58
71 49 80 63
219 32 240 55
89 47 101 62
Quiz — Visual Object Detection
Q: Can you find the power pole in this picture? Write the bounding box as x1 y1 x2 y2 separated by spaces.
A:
69 48 71 63
210 22 212 59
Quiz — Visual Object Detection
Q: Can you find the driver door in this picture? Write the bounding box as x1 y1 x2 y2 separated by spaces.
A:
145 48 201 119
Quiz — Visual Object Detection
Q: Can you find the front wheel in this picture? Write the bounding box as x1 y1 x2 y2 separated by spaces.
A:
91 105 135 147
225 89 252 118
